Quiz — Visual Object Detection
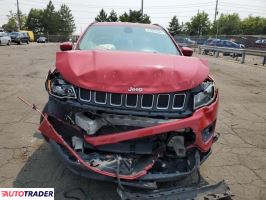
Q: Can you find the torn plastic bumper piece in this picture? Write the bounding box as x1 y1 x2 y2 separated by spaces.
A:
39 115 155 180
40 116 211 184
117 180 232 200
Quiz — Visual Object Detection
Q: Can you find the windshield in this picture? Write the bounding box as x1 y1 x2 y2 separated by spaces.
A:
79 25 179 55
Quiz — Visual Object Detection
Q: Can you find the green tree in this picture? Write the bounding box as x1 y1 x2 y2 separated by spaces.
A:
119 10 151 24
185 11 211 36
241 16 266 35
2 11 18 31
108 10 118 22
58 4 76 35
168 16 182 36
95 9 108 22
25 9 44 34
217 13 241 35
42 1 59 34
2 11 27 31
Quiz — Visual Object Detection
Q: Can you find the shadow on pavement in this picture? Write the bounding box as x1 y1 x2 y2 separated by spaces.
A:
13 141 120 200
13 134 212 200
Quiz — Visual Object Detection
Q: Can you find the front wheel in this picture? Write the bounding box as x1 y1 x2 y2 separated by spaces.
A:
7 40 11 46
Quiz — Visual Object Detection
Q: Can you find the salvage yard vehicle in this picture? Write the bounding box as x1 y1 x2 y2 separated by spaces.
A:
10 32 29 45
37 36 47 43
20 30 34 42
0 32 11 46
21 22 231 199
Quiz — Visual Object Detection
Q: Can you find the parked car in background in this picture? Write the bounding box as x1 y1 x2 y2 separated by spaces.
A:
203 39 245 56
37 37 47 43
174 37 196 47
255 39 266 44
10 32 29 45
21 30 34 42
0 32 11 46
209 39 245 48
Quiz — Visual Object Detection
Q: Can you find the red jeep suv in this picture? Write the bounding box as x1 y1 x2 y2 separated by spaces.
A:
40 22 221 198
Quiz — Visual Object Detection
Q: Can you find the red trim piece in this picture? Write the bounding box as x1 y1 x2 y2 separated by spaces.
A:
39 115 155 180
84 96 219 152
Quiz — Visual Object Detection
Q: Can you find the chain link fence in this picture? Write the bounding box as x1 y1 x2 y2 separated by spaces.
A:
174 35 266 50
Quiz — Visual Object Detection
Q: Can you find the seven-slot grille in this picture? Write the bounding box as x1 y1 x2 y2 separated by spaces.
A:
79 88 186 111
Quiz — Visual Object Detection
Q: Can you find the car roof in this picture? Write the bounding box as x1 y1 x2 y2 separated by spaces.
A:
93 22 161 29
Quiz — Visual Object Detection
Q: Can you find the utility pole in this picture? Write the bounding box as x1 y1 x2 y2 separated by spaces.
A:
214 0 219 38
198 9 200 37
141 0 144 16
16 0 21 30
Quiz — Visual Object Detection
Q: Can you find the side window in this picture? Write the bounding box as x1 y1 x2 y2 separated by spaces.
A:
225 41 230 47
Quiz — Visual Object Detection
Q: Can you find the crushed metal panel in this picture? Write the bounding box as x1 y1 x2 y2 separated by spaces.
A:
117 181 232 200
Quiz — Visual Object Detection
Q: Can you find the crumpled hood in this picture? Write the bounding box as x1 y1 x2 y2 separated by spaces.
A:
55 50 209 94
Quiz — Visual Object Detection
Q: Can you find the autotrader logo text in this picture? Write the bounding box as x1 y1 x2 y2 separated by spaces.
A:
0 188 54 200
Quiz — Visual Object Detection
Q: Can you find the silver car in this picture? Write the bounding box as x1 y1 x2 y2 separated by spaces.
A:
0 32 11 46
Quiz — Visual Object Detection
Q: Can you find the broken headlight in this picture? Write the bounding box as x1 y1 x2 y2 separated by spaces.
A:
193 81 215 109
48 77 77 99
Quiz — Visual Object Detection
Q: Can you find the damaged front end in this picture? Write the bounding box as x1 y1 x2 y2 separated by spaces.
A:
23 69 233 199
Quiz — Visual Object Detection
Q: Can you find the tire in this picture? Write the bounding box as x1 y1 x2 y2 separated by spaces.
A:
7 40 11 46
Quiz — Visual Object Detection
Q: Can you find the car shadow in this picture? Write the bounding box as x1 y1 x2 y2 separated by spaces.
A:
13 140 120 200
13 134 211 200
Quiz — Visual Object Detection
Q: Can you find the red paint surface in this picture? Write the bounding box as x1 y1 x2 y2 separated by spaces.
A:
56 50 209 94
84 95 219 152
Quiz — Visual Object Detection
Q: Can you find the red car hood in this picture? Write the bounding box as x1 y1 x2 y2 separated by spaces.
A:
55 50 209 94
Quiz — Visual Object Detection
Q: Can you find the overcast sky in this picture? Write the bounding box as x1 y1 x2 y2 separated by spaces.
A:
0 0 265 34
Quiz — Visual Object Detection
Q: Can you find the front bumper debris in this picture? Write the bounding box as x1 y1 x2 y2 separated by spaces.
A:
117 180 232 200
18 95 232 199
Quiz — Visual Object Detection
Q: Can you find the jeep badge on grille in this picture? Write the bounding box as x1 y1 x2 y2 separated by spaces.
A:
128 87 143 92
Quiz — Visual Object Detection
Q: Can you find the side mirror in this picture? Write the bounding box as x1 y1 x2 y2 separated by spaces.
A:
181 47 193 57
60 42 73 51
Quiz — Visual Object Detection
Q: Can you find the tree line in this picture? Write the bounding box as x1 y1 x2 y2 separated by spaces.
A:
96 9 266 36
1 2 266 36
168 12 266 36
95 9 151 24
2 1 75 35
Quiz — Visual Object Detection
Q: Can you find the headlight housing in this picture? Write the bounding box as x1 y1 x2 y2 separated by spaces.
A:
193 80 216 109
48 77 77 99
